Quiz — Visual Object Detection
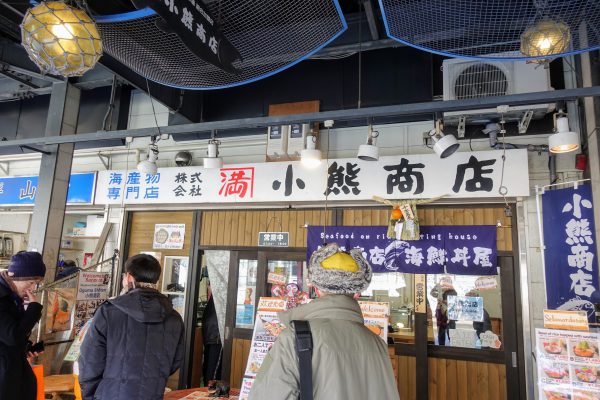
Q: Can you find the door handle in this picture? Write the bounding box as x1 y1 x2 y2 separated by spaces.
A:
512 351 517 368
225 326 231 340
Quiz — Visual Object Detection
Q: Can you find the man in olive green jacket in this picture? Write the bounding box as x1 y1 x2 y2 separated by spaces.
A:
249 243 400 400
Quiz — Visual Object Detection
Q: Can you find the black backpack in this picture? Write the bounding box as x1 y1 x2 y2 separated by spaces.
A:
292 320 313 400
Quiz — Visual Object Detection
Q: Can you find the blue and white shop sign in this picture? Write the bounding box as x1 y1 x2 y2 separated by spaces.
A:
542 184 600 321
0 173 96 205
95 150 529 205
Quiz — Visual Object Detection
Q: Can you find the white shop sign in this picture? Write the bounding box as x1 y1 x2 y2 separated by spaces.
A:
95 150 529 205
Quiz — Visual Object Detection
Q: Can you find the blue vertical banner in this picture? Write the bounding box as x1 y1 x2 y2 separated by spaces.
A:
543 184 599 321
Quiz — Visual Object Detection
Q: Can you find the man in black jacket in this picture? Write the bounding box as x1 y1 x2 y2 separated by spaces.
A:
0 252 46 400
202 283 222 385
78 254 185 400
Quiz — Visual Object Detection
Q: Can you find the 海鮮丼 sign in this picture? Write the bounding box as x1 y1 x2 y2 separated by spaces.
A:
307 225 497 275
95 150 529 205
543 184 599 322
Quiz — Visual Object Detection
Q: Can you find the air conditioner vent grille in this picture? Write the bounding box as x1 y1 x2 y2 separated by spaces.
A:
454 63 508 100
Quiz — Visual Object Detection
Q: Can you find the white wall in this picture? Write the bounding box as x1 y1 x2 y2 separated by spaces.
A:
127 90 170 130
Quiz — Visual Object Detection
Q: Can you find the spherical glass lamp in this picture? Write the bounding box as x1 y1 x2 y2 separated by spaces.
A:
20 1 103 77
520 19 571 63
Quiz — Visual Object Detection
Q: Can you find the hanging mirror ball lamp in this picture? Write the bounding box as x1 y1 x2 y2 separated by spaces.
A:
20 1 103 77
520 19 571 63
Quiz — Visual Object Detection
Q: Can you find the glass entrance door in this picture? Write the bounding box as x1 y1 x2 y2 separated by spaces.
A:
222 250 306 386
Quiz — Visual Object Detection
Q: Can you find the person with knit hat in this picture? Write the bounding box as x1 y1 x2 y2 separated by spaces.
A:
249 243 400 400
0 251 46 400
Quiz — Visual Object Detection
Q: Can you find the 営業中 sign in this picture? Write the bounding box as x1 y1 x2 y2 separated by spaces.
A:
258 232 289 247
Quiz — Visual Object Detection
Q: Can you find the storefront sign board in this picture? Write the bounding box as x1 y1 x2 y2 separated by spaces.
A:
542 184 599 322
0 172 96 205
307 225 497 275
153 224 185 249
258 232 289 247
544 310 589 331
536 328 600 397
95 150 529 205
131 0 241 74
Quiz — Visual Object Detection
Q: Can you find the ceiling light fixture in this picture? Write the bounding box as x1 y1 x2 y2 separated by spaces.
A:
301 134 322 168
430 119 460 158
520 19 571 63
357 125 379 161
138 139 159 175
203 138 223 169
549 110 579 154
20 1 103 77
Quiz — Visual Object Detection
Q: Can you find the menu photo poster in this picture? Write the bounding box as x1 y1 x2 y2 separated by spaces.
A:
45 287 76 334
359 301 390 342
240 298 286 400
153 223 185 249
73 271 111 335
537 328 600 399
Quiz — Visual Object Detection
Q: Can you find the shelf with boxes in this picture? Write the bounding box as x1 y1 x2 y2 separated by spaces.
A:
59 214 105 268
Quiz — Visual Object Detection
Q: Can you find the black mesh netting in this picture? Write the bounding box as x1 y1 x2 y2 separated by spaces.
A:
379 0 600 60
97 0 345 89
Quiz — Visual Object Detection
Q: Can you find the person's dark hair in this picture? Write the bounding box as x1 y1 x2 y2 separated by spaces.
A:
63 260 77 268
125 254 161 284
442 289 457 300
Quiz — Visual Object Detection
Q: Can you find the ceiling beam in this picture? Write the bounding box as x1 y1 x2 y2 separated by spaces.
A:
0 86 598 148
362 0 380 41
0 65 39 88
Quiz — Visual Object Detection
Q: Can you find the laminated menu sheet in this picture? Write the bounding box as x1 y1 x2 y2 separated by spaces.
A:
537 328 600 399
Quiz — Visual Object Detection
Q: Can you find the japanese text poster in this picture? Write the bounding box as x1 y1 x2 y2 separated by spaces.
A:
542 185 599 322
307 225 497 275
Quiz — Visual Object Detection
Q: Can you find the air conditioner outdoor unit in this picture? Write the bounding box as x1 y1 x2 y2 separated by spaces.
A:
442 54 554 125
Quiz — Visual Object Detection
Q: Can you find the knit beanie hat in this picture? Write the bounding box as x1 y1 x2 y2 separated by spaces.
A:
308 243 372 295
8 251 46 281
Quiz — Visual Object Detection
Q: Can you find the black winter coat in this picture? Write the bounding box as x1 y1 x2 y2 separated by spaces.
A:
0 278 43 400
78 288 185 400
201 296 220 345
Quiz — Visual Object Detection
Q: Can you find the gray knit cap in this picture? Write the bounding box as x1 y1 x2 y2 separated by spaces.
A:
308 243 372 295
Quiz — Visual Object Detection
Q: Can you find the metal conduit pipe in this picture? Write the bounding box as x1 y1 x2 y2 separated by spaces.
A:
0 135 266 163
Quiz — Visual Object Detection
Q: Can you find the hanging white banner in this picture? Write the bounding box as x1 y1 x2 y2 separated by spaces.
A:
94 149 529 205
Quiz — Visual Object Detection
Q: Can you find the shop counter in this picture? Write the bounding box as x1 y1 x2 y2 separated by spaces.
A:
44 374 75 399
389 332 416 344
164 387 240 400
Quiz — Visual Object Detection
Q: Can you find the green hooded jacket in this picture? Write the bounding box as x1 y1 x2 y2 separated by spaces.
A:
249 294 400 400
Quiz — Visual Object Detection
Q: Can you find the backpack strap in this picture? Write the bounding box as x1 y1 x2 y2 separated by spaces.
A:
292 320 314 400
